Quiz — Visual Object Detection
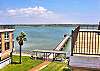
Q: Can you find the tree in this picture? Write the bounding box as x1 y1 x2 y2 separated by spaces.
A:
16 32 27 64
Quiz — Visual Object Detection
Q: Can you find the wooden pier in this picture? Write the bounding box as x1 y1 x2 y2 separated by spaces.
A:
54 36 70 51
32 36 70 61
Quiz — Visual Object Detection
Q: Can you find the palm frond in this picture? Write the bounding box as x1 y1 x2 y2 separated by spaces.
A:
23 37 27 41
16 36 19 41
16 32 27 46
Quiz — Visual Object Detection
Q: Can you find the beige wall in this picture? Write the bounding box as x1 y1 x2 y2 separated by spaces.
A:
9 32 13 49
1 32 14 60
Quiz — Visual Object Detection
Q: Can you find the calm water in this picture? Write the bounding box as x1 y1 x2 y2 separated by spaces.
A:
14 26 74 52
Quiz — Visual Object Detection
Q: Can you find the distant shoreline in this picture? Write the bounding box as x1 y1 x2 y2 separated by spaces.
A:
0 24 99 27
15 24 98 28
0 24 98 30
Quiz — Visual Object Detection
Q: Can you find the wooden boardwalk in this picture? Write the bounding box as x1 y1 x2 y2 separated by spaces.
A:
49 36 70 59
55 36 70 50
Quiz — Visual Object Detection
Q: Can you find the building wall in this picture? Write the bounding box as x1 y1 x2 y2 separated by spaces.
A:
1 32 5 53
9 32 13 50
1 31 14 60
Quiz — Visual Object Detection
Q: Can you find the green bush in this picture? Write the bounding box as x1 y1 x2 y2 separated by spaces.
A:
63 67 71 71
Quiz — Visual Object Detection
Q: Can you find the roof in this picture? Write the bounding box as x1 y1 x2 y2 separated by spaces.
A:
32 49 66 54
0 29 15 32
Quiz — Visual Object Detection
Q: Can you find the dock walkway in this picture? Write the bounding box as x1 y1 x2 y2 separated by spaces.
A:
55 36 70 50
49 36 70 59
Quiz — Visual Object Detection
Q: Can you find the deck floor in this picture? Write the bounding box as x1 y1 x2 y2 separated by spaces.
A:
69 56 100 69
72 67 100 71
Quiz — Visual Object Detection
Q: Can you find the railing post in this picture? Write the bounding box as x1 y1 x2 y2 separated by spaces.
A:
98 22 100 30
71 30 74 56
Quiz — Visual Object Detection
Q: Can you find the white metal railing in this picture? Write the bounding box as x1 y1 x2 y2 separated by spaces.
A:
0 57 11 69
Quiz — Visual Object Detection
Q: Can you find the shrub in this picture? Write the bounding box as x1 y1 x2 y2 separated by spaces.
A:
63 67 71 71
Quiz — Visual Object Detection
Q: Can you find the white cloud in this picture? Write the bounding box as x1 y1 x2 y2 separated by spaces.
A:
7 6 54 17
0 6 68 24
7 9 17 16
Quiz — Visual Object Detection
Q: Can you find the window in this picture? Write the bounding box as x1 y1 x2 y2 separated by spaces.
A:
5 32 9 39
5 42 9 50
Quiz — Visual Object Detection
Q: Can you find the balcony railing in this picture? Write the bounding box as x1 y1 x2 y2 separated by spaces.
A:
72 28 100 55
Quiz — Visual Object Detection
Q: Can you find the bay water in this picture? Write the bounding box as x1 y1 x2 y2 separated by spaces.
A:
14 26 74 53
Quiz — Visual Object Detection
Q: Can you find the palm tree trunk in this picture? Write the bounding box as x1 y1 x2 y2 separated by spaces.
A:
20 45 21 64
10 49 13 64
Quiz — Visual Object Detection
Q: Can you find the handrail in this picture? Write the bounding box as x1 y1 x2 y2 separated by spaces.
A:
80 29 100 32
53 36 69 50
0 57 10 64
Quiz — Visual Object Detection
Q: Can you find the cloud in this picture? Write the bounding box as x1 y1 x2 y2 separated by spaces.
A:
7 6 54 17
0 6 67 24
7 9 17 16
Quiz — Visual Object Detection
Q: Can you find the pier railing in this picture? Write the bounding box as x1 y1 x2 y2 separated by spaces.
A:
72 27 100 55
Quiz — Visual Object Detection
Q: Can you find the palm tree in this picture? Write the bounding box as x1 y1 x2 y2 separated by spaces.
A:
16 32 27 64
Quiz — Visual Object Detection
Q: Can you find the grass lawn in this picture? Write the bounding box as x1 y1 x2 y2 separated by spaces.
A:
41 62 67 71
0 55 43 71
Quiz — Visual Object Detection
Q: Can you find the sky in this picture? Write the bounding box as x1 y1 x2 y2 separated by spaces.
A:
0 0 100 24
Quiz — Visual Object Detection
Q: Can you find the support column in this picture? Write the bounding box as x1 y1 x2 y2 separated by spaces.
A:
53 53 55 61
44 53 45 61
36 52 37 60
65 53 66 58
46 53 47 60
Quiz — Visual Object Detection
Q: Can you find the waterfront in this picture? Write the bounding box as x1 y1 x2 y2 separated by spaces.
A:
14 25 98 53
14 26 74 52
